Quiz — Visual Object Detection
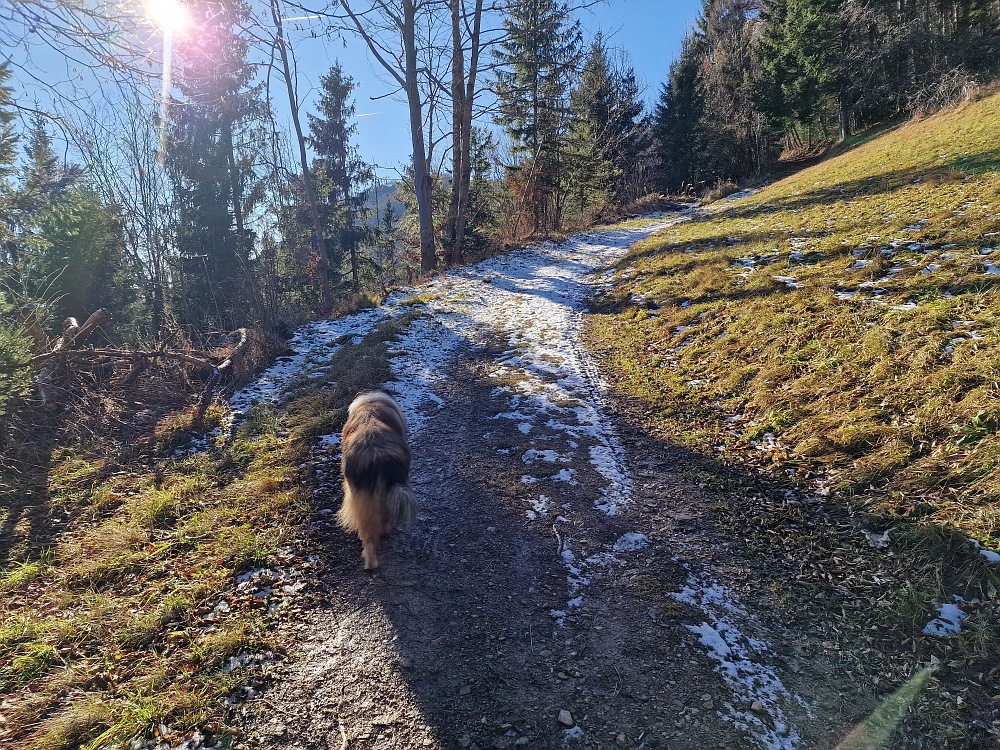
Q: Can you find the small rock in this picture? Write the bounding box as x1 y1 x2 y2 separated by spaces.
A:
422 740 433 747
616 733 628 747
459 736 472 748
514 739 529 747
557 710 574 727
702 701 714 710
460 686 472 696
700 694 712 701
750 700 765 713
556 672 570 680
266 724 286 739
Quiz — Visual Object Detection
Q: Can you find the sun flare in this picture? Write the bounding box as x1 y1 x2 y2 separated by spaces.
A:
147 0 188 33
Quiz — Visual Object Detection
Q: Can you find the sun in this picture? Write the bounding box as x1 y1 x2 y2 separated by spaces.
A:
147 0 189 33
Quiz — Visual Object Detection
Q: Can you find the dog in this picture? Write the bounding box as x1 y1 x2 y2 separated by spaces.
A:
338 390 417 569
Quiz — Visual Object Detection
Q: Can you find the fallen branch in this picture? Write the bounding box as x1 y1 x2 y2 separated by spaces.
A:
1 348 217 373
5 324 252 417
197 328 249 417
37 309 114 406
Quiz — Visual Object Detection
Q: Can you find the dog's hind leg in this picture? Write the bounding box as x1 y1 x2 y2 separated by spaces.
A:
361 535 380 570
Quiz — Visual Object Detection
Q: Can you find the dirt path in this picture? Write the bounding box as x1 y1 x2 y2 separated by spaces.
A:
233 220 870 750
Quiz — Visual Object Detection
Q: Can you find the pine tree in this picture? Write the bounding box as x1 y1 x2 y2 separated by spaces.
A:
5 118 131 324
653 31 708 192
494 0 582 233
15 114 83 222
654 0 778 191
164 0 264 328
566 36 645 214
308 62 372 293
756 0 848 140
0 64 18 182
0 63 20 266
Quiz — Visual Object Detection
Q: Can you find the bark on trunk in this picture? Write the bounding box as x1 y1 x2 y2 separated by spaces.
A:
446 0 464 265
451 0 484 267
403 0 437 273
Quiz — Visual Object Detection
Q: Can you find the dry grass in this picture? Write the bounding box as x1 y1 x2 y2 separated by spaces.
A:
594 91 1000 551
588 92 1000 746
0 313 419 749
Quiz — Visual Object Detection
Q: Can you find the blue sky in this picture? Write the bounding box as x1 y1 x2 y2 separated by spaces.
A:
283 0 703 179
7 0 703 178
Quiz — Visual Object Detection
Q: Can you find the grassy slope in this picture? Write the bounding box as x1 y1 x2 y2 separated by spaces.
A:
596 93 1000 547
0 317 416 750
589 95 1000 745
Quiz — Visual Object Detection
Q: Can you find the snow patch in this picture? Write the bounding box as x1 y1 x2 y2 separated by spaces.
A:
671 576 807 750
923 603 968 636
613 532 650 552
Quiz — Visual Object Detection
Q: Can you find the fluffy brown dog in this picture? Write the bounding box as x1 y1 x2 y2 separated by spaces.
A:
338 391 417 569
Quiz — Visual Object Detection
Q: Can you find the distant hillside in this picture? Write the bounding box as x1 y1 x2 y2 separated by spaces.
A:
360 178 405 228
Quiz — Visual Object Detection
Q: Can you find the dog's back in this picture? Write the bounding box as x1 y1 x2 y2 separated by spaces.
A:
338 392 417 568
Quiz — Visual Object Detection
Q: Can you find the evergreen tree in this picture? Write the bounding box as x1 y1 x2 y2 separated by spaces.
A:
756 0 848 140
654 0 778 191
653 31 708 192
24 186 131 324
0 63 20 266
164 0 264 329
14 114 84 225
0 64 18 182
307 62 372 293
494 0 582 233
566 36 645 214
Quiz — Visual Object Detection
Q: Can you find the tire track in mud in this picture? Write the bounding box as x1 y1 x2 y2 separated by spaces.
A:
233 218 862 750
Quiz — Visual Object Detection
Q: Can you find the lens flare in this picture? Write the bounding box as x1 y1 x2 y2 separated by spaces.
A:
147 0 188 33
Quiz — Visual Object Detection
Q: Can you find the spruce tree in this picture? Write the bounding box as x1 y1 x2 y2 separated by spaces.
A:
307 63 372 293
164 0 263 328
0 63 20 265
566 36 645 214
494 0 581 233
756 0 848 140
653 31 708 192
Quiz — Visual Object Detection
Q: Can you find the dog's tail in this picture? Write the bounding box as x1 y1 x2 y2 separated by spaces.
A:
386 482 418 529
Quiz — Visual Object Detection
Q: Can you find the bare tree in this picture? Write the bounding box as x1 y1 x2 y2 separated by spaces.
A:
444 0 484 265
338 0 444 273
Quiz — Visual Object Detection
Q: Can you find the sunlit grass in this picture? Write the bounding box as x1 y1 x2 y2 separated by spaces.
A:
0 314 417 749
592 92 1000 550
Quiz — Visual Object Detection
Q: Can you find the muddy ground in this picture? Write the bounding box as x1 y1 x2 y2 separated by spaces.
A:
230 222 882 750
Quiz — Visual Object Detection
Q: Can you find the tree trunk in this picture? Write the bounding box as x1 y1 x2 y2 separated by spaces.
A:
839 92 851 141
270 0 331 311
447 0 464 266
221 121 245 241
403 0 436 273
453 0 484 266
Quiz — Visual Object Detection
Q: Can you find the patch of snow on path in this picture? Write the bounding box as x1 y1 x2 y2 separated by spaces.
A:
389 220 683 517
229 307 389 417
385 315 462 435
672 576 809 750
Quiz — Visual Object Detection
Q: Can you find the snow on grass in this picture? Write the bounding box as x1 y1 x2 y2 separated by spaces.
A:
384 315 462 435
771 275 804 289
923 602 968 636
671 575 808 750
229 307 388 417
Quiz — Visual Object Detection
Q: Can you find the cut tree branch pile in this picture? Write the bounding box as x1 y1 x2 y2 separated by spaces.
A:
2 308 252 415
